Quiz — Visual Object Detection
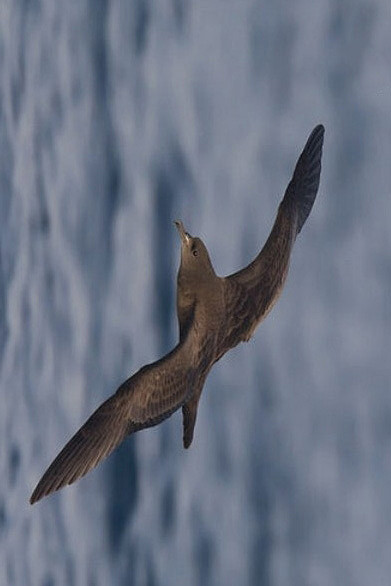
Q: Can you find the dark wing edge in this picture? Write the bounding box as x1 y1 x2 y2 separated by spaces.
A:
228 124 324 288
283 124 324 235
30 344 195 504
29 394 131 504
220 125 324 350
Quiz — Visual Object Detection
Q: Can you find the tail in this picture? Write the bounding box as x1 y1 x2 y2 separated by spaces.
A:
182 395 200 449
283 124 325 234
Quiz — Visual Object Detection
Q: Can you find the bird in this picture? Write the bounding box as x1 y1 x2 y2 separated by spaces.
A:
30 124 324 504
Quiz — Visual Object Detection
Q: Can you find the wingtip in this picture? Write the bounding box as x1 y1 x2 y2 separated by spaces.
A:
283 123 325 234
306 124 325 151
29 492 38 505
29 485 44 505
309 124 325 138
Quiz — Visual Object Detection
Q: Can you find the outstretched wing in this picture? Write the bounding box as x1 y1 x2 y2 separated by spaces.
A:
217 125 324 356
30 344 195 504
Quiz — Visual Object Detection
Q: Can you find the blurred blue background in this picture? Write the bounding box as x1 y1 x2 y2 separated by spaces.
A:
0 1 390 585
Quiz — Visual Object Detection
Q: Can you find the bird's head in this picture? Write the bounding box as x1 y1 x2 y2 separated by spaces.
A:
174 220 216 281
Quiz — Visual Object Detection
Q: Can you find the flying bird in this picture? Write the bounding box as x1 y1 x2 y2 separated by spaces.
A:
30 124 324 504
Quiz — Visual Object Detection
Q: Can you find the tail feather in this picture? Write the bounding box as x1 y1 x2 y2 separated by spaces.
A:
182 394 201 449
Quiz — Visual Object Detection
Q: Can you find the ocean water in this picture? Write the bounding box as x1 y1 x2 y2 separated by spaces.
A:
0 1 390 585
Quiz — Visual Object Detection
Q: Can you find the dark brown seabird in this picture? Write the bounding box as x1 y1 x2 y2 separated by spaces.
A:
30 125 324 504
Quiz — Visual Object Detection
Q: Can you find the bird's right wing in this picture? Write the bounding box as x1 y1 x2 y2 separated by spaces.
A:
217 125 324 355
30 344 195 504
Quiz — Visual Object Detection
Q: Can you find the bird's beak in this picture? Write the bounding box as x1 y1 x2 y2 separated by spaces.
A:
174 220 191 245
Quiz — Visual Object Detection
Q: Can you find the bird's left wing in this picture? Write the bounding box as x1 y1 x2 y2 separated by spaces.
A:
216 125 324 357
30 344 195 504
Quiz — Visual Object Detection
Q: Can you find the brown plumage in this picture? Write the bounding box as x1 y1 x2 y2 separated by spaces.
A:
30 124 324 504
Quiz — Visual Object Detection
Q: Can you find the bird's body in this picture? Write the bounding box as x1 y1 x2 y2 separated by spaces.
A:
30 125 324 504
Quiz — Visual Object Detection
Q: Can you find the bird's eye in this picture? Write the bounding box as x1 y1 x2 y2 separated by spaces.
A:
192 249 198 257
